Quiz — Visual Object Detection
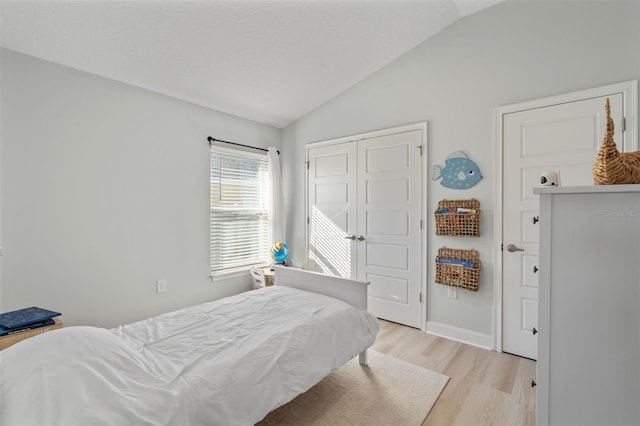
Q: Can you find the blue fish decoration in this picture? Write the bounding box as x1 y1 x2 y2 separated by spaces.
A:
432 151 483 189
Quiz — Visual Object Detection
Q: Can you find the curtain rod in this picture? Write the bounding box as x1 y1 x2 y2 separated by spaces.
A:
207 136 279 155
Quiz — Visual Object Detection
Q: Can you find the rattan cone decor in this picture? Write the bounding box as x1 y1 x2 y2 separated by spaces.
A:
593 98 640 185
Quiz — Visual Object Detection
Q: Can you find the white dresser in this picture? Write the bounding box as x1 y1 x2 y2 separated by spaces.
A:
534 185 640 426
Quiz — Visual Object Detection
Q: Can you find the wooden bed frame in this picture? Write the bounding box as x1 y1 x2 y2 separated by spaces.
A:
273 266 371 365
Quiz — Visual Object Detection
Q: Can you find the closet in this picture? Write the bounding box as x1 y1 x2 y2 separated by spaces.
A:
306 124 425 328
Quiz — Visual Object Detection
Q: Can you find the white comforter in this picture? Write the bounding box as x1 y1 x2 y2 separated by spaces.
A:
0 286 379 426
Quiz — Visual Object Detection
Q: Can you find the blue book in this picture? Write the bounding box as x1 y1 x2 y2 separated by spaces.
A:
0 318 56 336
437 258 475 268
0 306 61 330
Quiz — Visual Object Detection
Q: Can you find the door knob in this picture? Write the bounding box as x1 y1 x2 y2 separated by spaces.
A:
344 235 356 240
506 244 524 252
532 327 538 335
533 266 538 273
357 235 366 241
531 379 537 388
532 216 539 224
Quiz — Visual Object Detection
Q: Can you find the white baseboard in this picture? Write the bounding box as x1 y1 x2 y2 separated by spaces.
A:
426 321 494 351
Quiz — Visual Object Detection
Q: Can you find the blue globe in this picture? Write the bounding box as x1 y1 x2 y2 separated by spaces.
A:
271 242 289 264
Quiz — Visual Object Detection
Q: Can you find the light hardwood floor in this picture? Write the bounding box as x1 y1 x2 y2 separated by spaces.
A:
370 320 536 426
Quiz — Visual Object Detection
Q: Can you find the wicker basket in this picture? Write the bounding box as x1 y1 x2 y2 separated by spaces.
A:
435 247 480 291
434 199 480 237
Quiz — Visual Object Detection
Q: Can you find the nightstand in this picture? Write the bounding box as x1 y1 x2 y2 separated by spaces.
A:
262 267 275 286
0 317 63 351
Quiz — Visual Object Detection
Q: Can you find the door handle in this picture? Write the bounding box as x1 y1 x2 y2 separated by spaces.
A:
357 235 366 241
506 244 524 252
344 235 356 240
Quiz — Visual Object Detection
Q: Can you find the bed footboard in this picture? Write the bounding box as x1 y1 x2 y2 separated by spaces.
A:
273 267 372 365
273 267 369 311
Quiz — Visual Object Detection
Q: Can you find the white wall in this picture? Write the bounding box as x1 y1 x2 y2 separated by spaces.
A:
0 49 281 328
282 0 640 340
2 0 638 338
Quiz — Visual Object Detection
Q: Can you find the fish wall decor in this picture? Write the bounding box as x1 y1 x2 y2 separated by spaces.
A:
433 151 483 189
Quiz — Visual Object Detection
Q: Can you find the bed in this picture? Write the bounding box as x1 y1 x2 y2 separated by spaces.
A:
0 267 379 425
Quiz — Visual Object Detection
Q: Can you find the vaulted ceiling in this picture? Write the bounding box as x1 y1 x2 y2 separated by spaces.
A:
0 0 503 128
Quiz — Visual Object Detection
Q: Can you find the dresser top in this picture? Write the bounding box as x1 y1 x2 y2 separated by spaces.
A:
533 184 640 195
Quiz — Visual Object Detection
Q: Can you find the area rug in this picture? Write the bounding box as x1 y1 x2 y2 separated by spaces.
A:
258 350 449 425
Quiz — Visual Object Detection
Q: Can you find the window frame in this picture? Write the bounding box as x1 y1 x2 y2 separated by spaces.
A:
209 145 271 278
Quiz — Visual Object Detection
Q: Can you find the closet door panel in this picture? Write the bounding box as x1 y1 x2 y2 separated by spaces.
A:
307 125 425 329
358 130 422 328
307 142 357 278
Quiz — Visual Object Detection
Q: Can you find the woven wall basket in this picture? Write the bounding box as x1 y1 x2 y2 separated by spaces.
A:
593 98 640 185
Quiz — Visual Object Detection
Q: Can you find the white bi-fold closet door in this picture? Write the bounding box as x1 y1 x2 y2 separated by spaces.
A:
306 125 425 328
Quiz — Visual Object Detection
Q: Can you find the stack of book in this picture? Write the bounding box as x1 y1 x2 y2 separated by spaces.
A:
0 307 61 336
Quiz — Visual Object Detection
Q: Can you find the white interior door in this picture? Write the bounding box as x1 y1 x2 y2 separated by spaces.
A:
502 92 627 360
307 142 357 278
357 131 422 328
307 125 425 329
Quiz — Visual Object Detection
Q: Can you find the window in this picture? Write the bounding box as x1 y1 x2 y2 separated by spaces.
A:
210 146 270 274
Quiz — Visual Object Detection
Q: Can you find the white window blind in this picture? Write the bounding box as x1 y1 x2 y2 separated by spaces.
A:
210 147 270 273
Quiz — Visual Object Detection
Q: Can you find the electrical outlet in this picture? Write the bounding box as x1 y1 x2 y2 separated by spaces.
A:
447 286 458 299
156 279 167 293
